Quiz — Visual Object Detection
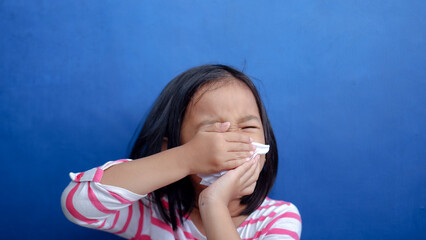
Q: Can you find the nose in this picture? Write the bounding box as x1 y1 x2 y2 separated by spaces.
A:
226 123 242 133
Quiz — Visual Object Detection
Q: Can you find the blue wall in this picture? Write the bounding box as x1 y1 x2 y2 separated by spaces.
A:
1 1 425 239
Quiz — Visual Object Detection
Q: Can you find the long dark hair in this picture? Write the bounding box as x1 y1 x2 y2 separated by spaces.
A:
129 64 278 230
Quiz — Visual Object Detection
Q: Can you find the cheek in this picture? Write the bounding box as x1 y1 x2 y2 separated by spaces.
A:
246 135 262 143
243 129 265 144
259 155 266 169
180 132 190 145
180 124 196 145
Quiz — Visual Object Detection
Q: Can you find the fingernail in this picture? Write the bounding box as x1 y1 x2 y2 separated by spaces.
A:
252 145 257 151
249 151 254 155
245 157 251 161
221 122 230 127
249 137 253 142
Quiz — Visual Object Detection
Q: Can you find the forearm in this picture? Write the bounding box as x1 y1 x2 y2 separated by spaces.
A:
199 197 241 240
100 146 191 195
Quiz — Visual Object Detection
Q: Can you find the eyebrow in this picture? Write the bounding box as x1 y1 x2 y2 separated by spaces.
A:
239 115 261 124
196 115 261 129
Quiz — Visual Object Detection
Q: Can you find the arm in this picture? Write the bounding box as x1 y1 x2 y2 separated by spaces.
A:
61 122 253 231
199 201 240 239
61 159 146 237
100 122 253 196
99 145 191 195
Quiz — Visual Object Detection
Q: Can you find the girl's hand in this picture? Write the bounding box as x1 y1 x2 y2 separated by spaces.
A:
198 155 262 207
183 122 255 175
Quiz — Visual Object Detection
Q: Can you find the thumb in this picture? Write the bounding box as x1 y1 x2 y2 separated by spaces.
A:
202 122 230 133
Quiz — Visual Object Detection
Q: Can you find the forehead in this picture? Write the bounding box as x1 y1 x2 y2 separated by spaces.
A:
186 79 260 122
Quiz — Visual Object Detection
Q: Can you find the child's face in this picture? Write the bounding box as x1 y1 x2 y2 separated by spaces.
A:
181 78 266 159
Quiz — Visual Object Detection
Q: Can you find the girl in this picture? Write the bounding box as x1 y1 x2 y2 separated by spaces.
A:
61 64 302 239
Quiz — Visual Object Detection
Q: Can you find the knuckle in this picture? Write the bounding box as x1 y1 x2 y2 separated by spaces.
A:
240 134 246 142
244 188 254 196
242 134 250 142
213 160 221 168
247 144 253 151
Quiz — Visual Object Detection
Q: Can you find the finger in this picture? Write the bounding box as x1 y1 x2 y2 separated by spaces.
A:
224 132 253 143
201 122 230 133
241 182 257 196
239 158 258 184
226 151 253 161
240 172 258 194
224 158 249 169
255 155 262 173
239 155 261 184
227 159 256 188
226 142 256 153
247 161 261 185
231 159 256 175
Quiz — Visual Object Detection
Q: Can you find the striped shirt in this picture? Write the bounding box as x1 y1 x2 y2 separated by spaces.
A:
61 159 302 239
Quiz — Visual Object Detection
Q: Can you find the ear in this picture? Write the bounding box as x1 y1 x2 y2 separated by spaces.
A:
161 137 168 152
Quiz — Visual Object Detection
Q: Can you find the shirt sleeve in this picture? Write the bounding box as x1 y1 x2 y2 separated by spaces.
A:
263 203 302 240
60 159 148 238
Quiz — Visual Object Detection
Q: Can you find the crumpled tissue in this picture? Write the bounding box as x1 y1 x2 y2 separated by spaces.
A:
197 142 270 186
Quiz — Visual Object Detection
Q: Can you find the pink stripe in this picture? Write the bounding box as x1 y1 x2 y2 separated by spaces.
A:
134 201 144 238
266 228 300 239
257 201 290 210
243 212 301 240
183 231 197 240
240 210 300 228
115 159 130 163
88 182 117 214
65 182 98 224
107 190 133 204
74 172 84 182
115 205 133 234
151 216 173 234
157 198 195 239
238 200 293 228
176 217 197 240
240 211 277 227
106 211 120 230
93 168 104 182
161 198 169 209
280 212 301 222
96 219 106 229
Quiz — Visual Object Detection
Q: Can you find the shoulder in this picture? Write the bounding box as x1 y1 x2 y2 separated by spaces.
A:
256 197 301 224
240 197 302 240
261 197 301 217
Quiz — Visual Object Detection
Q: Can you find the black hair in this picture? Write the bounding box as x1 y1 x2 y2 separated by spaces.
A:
129 64 278 230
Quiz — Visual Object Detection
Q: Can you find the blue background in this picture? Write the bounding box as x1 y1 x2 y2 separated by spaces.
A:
1 0 425 239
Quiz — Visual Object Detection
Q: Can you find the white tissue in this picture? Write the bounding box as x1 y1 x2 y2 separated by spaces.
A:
197 142 270 186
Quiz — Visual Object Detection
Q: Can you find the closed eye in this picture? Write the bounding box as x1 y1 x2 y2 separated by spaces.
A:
242 126 259 130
